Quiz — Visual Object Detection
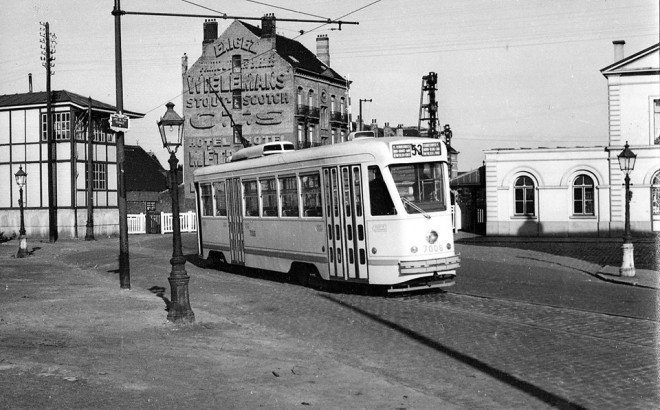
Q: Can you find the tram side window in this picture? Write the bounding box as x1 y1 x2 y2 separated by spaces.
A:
301 173 322 217
213 181 227 216
368 166 396 216
200 184 213 216
280 176 300 217
261 178 278 217
244 180 259 216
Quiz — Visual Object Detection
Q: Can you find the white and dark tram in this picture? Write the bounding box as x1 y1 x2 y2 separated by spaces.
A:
193 136 460 293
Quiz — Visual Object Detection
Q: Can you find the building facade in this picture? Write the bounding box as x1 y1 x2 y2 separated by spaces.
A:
0 90 143 239
484 42 660 236
181 16 351 198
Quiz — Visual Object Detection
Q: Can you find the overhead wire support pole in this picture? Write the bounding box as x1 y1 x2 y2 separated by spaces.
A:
113 0 130 289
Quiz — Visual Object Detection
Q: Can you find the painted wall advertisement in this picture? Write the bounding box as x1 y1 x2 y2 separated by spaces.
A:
183 28 293 195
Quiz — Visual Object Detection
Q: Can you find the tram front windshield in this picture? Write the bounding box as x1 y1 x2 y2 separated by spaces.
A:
390 162 447 213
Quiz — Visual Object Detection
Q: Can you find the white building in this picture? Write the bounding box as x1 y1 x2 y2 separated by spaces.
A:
484 41 660 237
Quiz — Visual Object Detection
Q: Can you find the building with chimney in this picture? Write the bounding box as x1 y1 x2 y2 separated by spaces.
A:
0 90 143 239
484 41 660 236
181 16 351 198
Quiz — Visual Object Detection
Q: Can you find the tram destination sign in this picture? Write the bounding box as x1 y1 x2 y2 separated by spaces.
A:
109 113 130 133
392 142 442 158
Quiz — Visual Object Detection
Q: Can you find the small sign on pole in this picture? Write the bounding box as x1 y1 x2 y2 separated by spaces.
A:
109 113 130 132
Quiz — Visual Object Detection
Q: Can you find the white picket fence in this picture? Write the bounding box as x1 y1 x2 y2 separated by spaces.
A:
127 213 147 234
127 212 197 234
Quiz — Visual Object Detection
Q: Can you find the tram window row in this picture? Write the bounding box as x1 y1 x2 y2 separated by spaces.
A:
199 173 323 219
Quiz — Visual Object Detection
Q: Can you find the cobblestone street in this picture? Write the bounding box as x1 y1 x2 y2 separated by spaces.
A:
1 234 658 409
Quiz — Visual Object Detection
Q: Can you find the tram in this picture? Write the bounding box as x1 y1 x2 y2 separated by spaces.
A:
193 136 460 293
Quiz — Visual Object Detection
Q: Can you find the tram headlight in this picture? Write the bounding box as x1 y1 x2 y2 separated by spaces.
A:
447 243 452 250
411 246 418 253
426 230 438 244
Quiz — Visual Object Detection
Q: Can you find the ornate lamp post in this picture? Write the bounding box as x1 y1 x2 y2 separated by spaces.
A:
15 166 28 258
158 102 195 323
617 141 636 277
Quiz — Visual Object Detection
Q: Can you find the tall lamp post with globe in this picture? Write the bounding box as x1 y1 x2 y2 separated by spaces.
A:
15 166 28 258
158 102 195 323
617 141 636 277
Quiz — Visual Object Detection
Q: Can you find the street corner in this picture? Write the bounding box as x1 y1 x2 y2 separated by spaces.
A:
596 265 660 289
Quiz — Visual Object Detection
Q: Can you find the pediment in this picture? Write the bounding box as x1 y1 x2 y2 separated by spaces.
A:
601 43 659 76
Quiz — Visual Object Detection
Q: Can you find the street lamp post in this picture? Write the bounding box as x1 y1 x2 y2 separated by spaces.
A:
15 166 28 258
617 141 636 277
158 102 195 323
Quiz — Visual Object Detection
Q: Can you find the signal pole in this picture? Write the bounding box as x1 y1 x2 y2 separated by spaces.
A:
359 99 371 131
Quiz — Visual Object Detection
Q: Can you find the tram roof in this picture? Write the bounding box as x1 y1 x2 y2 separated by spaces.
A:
193 136 447 179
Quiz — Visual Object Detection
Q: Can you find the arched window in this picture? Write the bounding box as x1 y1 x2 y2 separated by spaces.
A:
514 176 535 216
308 90 314 107
652 171 660 218
573 175 595 215
297 87 303 106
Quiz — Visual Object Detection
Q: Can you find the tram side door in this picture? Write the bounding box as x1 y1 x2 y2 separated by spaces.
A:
226 177 245 265
322 166 368 281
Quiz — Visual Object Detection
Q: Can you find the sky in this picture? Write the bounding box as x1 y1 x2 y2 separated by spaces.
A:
1 0 658 171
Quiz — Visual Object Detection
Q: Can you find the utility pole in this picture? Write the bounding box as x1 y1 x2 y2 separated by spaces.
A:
358 99 371 131
85 97 95 241
113 0 130 289
40 22 57 242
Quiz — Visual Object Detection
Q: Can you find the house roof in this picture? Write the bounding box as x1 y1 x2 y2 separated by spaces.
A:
0 90 144 118
600 42 660 77
124 145 168 192
239 21 347 85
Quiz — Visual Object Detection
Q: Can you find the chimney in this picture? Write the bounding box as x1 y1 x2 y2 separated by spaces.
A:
203 19 218 47
316 34 330 66
181 53 188 75
613 40 625 61
28 73 33 92
261 14 276 48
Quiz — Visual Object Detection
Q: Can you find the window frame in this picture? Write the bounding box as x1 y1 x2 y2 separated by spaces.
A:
260 177 278 217
279 175 300 218
213 180 228 217
243 180 259 217
513 175 536 217
301 172 322 218
200 183 214 216
572 174 595 216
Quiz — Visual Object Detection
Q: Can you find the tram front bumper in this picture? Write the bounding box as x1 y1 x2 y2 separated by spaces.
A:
399 255 460 276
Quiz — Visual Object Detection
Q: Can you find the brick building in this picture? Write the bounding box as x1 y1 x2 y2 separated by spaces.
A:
181 15 351 198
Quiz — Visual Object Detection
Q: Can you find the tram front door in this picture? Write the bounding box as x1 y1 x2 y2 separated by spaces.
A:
322 165 368 281
227 177 245 265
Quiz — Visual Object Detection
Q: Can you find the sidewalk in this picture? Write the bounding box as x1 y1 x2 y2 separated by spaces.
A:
454 231 660 290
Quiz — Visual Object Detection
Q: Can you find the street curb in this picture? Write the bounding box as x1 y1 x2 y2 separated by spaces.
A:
594 265 660 290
